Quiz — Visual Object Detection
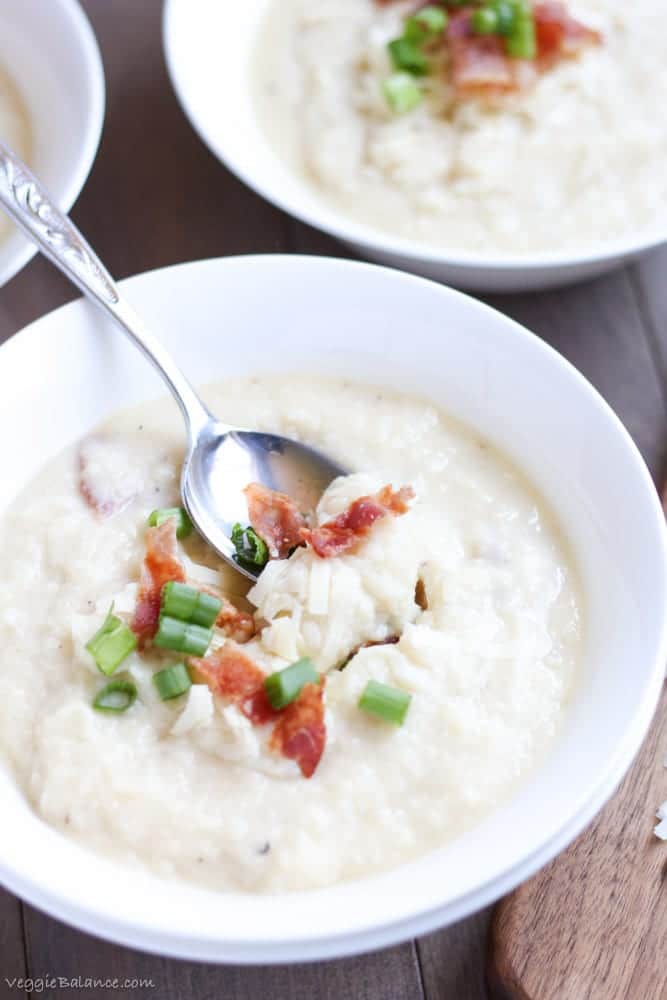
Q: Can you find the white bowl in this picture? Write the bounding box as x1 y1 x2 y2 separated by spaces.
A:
0 0 104 286
0 256 665 961
163 0 666 293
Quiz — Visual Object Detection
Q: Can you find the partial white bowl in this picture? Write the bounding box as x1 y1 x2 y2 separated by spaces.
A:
0 256 665 962
0 0 105 286
163 0 666 293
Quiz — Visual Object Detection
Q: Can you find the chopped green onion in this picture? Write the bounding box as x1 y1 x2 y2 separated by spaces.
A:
264 657 319 710
387 37 429 76
153 663 192 701
93 678 137 714
383 73 423 114
231 523 269 570
358 680 411 726
147 507 193 539
493 0 518 36
472 6 500 34
404 6 448 43
161 581 221 628
85 605 137 676
506 7 536 58
154 616 212 657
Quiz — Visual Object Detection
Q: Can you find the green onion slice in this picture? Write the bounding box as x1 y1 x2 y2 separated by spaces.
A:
387 37 430 76
147 506 193 539
85 605 137 676
153 663 192 701
383 73 423 114
264 657 319 710
472 6 500 34
405 5 448 42
93 678 137 714
506 7 536 58
231 523 269 570
161 581 221 628
358 680 411 726
154 616 212 657
493 0 518 36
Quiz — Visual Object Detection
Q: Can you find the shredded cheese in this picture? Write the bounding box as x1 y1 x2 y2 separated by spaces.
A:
171 685 214 737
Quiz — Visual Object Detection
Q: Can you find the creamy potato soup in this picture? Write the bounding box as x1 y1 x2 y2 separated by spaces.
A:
254 0 667 255
0 377 582 892
0 67 31 244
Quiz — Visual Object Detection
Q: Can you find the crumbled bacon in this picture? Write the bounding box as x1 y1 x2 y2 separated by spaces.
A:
189 647 327 776
304 485 414 559
78 435 137 517
534 2 602 66
244 483 308 560
415 577 428 611
189 645 264 698
269 681 327 779
243 687 281 726
447 10 516 96
189 646 282 726
215 596 256 644
195 584 257 644
446 4 600 97
131 519 185 643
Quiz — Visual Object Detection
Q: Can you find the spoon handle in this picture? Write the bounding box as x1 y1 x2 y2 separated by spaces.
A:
0 141 211 436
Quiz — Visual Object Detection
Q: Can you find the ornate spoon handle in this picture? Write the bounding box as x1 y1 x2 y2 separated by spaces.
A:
0 140 117 305
0 141 211 434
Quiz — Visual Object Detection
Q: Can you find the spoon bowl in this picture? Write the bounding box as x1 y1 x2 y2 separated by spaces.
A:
182 424 347 579
0 142 347 575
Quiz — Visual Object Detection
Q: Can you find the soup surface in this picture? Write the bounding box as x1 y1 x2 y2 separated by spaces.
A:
254 0 666 255
0 376 582 891
0 67 31 244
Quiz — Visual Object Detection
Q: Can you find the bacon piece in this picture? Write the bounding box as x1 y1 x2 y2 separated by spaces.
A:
447 10 516 97
189 646 281 726
196 584 257 644
446 5 600 98
78 435 137 518
131 520 185 643
304 485 414 559
216 597 256 644
534 2 602 66
191 647 327 775
269 681 326 779
243 687 281 726
189 645 264 699
243 483 308 560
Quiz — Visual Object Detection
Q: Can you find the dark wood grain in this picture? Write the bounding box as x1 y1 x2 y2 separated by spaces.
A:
417 911 491 1000
22 905 423 1000
630 247 667 428
0 888 26 999
0 0 665 997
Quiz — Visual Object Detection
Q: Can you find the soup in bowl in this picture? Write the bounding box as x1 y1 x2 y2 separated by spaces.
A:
0 256 664 960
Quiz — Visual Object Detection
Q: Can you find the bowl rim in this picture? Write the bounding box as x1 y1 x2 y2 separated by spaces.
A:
0 254 666 962
162 0 666 275
0 0 105 287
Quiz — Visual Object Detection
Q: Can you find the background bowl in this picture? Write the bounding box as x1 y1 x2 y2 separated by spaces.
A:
0 256 665 961
0 0 104 287
163 0 666 293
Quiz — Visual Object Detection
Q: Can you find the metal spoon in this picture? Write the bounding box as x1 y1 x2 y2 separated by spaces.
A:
0 142 346 579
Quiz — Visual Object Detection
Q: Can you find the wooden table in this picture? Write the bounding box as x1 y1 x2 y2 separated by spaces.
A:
0 2 665 997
